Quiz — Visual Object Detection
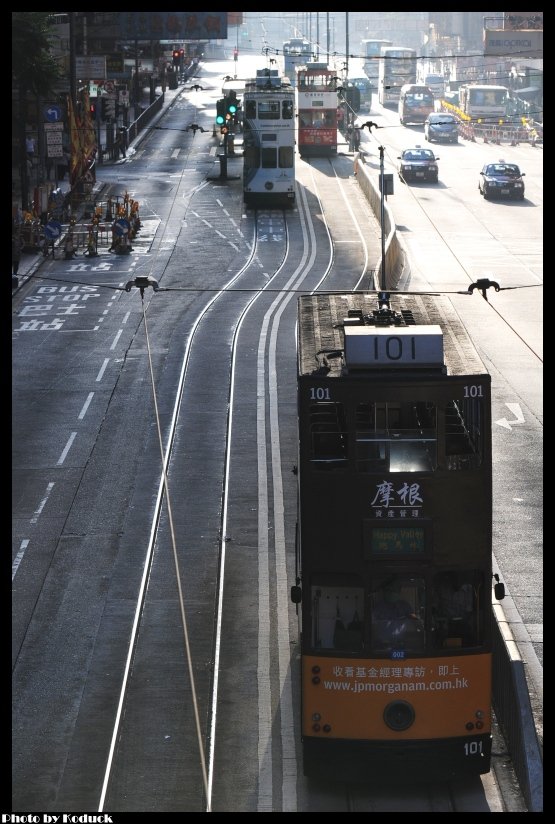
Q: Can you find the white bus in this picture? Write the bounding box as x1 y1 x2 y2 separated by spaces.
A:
378 46 417 107
361 38 392 86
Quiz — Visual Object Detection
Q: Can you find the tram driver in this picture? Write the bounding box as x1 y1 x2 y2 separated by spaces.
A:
371 580 424 650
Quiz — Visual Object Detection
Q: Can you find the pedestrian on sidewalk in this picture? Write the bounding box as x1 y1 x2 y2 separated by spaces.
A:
12 231 22 276
114 128 126 159
118 127 127 157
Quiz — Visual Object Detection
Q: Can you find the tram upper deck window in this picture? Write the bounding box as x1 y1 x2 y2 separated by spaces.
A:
356 401 437 473
258 101 281 119
309 401 348 469
445 398 483 470
311 584 364 651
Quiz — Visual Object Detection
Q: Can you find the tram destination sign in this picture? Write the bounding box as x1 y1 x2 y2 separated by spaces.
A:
366 525 426 557
344 325 444 368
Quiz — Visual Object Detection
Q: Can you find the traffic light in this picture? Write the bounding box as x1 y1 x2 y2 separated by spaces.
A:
101 97 108 121
90 99 97 118
225 91 238 117
216 99 225 126
172 49 180 66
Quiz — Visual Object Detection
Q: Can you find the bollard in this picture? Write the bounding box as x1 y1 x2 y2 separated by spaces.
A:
64 225 78 259
84 221 99 257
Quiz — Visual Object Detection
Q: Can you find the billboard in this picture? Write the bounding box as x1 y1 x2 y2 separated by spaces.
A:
117 12 227 41
483 29 543 58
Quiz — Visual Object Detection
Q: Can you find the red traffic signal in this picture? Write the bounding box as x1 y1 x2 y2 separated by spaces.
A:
172 50 180 65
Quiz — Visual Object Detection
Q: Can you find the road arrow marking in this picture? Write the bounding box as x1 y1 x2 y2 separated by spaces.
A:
495 402 525 430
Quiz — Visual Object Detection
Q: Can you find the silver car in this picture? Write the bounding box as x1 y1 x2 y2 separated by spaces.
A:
424 112 458 144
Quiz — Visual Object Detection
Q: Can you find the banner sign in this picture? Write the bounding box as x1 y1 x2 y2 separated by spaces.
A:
117 12 227 41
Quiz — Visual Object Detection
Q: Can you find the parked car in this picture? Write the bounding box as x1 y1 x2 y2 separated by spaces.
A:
478 160 525 200
397 146 439 183
424 112 459 143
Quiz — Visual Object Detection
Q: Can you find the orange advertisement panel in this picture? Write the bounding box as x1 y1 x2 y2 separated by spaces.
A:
302 653 491 741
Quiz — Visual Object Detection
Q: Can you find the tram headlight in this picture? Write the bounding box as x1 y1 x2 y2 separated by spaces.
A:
383 700 415 731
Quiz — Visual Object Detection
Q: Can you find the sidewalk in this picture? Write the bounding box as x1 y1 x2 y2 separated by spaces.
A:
12 80 189 293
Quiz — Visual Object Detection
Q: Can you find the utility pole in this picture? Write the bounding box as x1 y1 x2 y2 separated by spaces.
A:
345 12 349 80
379 145 386 290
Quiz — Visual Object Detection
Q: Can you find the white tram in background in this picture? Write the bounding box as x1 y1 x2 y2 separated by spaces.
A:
242 68 296 209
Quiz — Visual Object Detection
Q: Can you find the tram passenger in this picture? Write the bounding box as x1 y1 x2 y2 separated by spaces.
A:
431 571 477 647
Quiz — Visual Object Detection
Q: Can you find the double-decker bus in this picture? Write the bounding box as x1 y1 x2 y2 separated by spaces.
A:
458 84 510 121
296 61 338 157
242 69 296 208
283 37 312 87
361 38 392 88
378 46 417 108
291 290 505 782
398 84 435 126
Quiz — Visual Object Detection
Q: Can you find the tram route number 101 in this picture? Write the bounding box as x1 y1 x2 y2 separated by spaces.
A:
464 740 484 756
309 386 484 401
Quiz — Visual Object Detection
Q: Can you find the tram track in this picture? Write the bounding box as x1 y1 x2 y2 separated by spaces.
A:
12 103 527 810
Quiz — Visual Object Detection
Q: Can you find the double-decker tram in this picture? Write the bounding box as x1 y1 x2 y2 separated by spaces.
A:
242 68 296 209
291 290 505 782
296 62 339 158
378 46 417 108
283 37 312 87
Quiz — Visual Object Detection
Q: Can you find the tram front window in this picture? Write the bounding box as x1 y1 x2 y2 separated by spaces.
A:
311 584 364 651
431 570 484 648
370 575 425 652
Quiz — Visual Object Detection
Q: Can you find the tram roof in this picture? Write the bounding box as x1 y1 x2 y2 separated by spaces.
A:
222 78 247 96
297 292 488 378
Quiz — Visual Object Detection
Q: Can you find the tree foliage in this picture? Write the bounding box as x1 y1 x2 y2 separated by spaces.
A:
12 11 62 95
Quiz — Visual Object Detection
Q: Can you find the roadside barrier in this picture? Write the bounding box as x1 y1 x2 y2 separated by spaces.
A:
18 192 142 260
